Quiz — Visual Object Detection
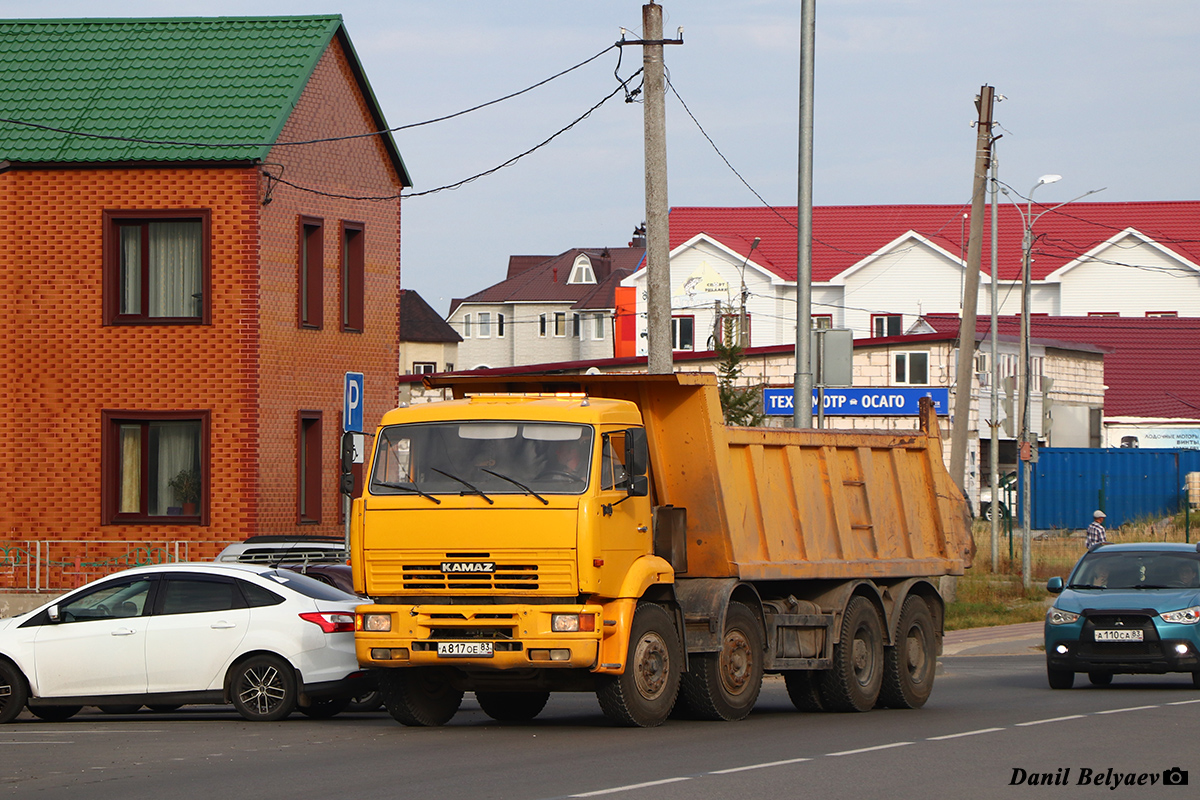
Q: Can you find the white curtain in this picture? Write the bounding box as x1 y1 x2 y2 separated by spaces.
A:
120 227 141 315
118 425 141 513
151 422 198 516
148 221 202 318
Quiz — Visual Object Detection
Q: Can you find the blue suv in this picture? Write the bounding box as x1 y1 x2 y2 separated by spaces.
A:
1045 542 1200 689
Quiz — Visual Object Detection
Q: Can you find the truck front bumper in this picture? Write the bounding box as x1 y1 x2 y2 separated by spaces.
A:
356 602 608 671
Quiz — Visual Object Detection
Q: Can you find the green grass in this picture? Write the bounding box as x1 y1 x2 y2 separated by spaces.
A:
944 513 1198 630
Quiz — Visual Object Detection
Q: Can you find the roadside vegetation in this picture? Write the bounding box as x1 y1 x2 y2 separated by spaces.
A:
945 511 1200 630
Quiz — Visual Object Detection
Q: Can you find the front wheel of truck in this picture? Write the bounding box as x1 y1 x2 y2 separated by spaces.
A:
379 668 463 727
475 691 550 722
680 602 764 720
596 602 682 727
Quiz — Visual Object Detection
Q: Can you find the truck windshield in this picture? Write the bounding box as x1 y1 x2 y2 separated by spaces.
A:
370 422 593 497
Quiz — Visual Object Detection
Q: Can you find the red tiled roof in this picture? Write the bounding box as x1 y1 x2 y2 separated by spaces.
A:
399 289 462 343
668 203 1200 283
924 313 1200 419
458 247 645 307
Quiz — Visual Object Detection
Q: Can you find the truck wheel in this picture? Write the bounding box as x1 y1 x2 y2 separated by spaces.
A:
680 602 764 721
596 602 682 727
231 655 297 721
1088 671 1112 687
298 696 351 719
0 661 29 724
878 596 936 709
1047 666 1075 689
379 668 463 727
783 671 825 712
476 691 550 722
818 596 884 712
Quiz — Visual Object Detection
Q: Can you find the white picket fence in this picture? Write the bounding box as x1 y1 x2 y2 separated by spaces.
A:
0 540 203 593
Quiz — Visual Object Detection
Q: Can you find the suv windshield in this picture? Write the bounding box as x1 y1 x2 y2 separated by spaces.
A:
1070 552 1200 590
371 422 594 497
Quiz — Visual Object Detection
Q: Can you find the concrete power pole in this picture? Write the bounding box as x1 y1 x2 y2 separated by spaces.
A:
793 0 815 428
643 3 673 374
949 85 995 491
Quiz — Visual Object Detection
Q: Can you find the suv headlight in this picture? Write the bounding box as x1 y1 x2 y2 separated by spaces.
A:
1160 606 1200 625
1047 607 1080 625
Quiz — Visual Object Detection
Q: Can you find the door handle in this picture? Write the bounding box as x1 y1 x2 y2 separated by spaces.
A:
211 621 237 629
111 628 136 636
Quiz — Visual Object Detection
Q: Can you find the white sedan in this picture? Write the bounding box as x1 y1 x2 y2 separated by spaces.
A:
0 563 366 723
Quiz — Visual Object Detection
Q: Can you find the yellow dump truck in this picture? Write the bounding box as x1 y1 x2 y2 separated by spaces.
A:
350 373 972 727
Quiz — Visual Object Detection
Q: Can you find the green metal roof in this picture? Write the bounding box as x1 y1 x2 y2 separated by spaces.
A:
0 15 409 182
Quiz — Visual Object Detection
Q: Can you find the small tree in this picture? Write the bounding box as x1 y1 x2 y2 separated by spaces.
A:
715 316 765 427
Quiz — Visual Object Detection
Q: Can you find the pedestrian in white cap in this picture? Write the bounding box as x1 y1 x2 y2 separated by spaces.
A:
1085 510 1107 549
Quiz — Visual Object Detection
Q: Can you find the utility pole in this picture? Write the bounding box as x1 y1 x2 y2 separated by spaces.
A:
793 0 815 428
949 85 995 491
640 3 682 374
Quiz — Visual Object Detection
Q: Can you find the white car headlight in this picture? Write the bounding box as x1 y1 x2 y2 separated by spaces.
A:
1159 606 1200 625
1046 607 1080 625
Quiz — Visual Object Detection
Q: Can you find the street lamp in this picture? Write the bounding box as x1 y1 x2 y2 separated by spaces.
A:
1001 176 1105 588
738 237 761 348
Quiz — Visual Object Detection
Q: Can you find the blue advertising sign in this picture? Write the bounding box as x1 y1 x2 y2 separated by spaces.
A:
763 387 950 417
344 372 365 433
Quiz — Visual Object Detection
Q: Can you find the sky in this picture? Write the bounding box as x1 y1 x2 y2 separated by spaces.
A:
5 1 1199 315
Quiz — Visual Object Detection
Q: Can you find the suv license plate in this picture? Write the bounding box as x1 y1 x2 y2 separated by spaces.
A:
1094 629 1143 642
437 641 494 658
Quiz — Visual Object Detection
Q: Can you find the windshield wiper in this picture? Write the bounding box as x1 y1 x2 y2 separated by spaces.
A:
430 468 494 504
481 468 549 505
1132 584 1173 590
373 479 441 504
1067 583 1105 589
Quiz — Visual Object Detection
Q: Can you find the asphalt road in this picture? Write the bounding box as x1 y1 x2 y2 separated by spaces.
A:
3 652 1197 799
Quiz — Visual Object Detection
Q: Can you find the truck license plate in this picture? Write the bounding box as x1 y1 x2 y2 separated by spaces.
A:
437 641 494 658
1094 629 1143 642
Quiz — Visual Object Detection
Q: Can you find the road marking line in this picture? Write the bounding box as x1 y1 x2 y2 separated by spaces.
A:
927 727 1004 740
1096 705 1159 715
570 777 692 797
826 742 913 757
1167 699 1200 706
1016 715 1086 726
2 741 73 744
709 757 812 774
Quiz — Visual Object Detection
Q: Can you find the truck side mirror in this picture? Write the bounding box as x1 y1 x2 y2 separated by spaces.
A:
625 428 648 497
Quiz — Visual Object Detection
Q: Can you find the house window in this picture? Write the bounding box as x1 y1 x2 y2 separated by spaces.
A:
479 312 492 338
445 362 454 372
1146 311 1178 318
298 411 323 524
341 222 364 332
554 312 566 337
299 216 324 328
104 211 210 325
539 314 547 337
594 313 605 340
872 314 902 337
412 362 436 375
1087 312 1119 317
894 352 929 385
672 316 695 351
1030 356 1044 393
573 313 581 338
497 313 505 337
812 315 833 330
568 255 596 285
463 314 472 338
103 410 208 523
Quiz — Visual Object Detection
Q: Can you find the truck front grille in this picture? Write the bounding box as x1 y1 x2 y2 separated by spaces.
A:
402 563 540 591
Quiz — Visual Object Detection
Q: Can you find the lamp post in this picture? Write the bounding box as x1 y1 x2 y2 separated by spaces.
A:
738 237 761 348
1002 176 1105 588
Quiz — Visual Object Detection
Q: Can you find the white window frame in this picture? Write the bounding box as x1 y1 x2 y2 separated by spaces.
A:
553 312 566 337
593 313 605 340
463 314 472 338
872 314 902 337
671 316 695 351
539 314 547 338
893 351 929 385
478 312 491 338
497 313 505 338
567 254 597 285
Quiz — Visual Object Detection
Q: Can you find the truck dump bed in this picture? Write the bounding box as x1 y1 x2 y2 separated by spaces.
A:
427 372 974 582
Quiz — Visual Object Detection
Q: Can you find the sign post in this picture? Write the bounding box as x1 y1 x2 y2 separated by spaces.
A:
342 372 365 552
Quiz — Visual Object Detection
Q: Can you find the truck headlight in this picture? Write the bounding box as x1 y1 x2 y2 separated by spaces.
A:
551 613 595 633
359 613 392 632
1046 607 1080 625
1160 606 1200 625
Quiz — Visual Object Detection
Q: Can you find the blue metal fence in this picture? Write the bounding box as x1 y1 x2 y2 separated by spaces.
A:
1021 448 1200 530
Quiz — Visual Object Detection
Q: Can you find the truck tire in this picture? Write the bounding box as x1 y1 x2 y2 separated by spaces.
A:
0 661 29 724
783 671 825 712
818 596 884 712
475 691 550 722
596 602 682 727
680 602 764 721
878 595 936 709
298 696 351 719
379 668 463 727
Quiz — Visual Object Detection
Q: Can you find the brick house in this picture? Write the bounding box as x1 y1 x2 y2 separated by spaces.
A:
0 16 409 565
